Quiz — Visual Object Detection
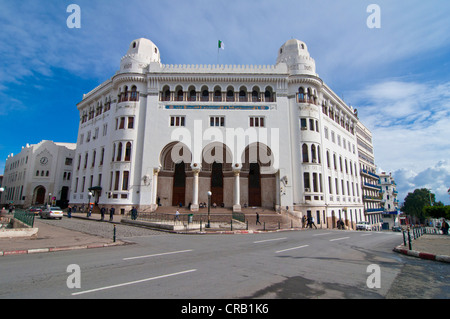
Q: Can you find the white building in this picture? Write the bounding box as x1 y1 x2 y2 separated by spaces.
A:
70 38 367 228
1 140 76 208
379 172 399 229
356 121 383 231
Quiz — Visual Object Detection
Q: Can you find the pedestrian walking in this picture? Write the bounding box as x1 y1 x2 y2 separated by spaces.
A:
256 212 261 225
441 219 449 235
302 215 307 228
174 209 180 222
67 205 72 218
109 207 115 222
306 216 311 228
131 207 138 220
311 216 317 229
100 206 106 221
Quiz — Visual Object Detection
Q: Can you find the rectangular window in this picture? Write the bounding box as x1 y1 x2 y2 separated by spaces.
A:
128 117 134 129
122 171 129 191
300 118 307 130
210 116 225 127
170 116 185 127
250 116 265 127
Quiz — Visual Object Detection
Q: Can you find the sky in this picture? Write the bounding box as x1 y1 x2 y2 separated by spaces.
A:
0 0 449 204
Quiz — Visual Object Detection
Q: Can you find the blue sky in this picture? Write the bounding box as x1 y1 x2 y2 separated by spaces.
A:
1 0 449 204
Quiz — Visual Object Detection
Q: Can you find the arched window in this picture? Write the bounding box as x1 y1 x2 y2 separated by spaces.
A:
239 87 247 102
175 86 183 101
201 87 209 102
161 86 170 101
264 87 274 102
311 144 317 163
302 144 309 163
116 142 122 162
130 85 139 101
226 87 234 102
214 87 222 102
125 142 132 161
252 87 260 102
298 87 305 103
189 86 196 101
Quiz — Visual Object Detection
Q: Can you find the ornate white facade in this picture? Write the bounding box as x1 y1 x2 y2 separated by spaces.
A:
1 140 76 208
70 38 367 228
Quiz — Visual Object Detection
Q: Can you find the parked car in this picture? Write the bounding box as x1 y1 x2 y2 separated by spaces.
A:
27 206 43 215
392 226 402 232
39 207 63 219
356 221 372 231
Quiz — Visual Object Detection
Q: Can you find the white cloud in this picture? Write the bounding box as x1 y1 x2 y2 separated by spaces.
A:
392 161 450 205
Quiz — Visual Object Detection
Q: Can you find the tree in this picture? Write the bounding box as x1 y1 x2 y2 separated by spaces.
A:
423 205 450 220
400 188 435 223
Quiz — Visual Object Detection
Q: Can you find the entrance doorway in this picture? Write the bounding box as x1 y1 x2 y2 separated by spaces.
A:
34 186 46 205
248 163 261 206
172 162 186 206
211 162 223 206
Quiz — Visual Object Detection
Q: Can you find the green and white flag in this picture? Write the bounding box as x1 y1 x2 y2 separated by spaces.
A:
218 40 225 50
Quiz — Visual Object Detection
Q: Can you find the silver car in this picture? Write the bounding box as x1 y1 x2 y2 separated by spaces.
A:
39 207 64 219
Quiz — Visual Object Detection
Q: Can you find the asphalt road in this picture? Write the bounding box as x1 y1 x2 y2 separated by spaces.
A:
0 227 448 300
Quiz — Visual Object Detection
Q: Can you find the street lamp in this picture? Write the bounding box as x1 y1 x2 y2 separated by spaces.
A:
87 191 93 217
207 191 212 228
0 187 4 207
48 193 52 207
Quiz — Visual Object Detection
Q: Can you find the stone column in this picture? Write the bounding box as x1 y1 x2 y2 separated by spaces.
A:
232 164 241 212
191 163 201 211
150 167 160 211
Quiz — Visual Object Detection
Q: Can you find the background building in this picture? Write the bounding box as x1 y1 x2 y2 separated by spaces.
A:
379 172 399 229
70 38 367 228
356 122 383 230
1 140 76 208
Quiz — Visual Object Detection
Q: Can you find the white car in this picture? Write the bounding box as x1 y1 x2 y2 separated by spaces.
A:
356 221 372 231
39 207 64 219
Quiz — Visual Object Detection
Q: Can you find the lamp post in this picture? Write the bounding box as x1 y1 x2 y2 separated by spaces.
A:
0 187 4 208
207 191 212 228
87 191 93 217
48 193 52 207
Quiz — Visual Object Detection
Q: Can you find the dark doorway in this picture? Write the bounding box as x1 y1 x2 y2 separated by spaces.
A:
35 186 46 205
172 162 186 206
211 162 223 206
248 163 261 206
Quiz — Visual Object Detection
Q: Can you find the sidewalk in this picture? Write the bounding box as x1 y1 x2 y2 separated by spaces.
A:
0 213 125 256
2 212 449 262
393 234 450 263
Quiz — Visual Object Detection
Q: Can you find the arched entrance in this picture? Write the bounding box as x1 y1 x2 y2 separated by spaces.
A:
242 143 277 208
248 162 261 206
34 186 46 205
172 161 186 206
211 162 223 205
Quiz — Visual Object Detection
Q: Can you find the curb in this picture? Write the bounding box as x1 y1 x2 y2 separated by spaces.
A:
0 241 126 257
393 245 450 263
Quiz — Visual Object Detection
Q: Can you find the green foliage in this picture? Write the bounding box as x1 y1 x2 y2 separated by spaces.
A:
400 188 435 222
423 205 450 219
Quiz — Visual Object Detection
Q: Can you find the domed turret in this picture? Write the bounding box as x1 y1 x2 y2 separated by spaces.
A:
119 38 161 73
276 39 316 76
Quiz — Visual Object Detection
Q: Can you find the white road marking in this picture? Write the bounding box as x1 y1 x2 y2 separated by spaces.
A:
71 269 197 296
123 249 193 261
313 232 332 236
253 237 287 244
275 245 309 253
329 237 350 242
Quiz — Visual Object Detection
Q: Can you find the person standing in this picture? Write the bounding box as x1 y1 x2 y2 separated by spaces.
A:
109 207 115 222
131 207 138 220
174 209 180 222
100 206 106 221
